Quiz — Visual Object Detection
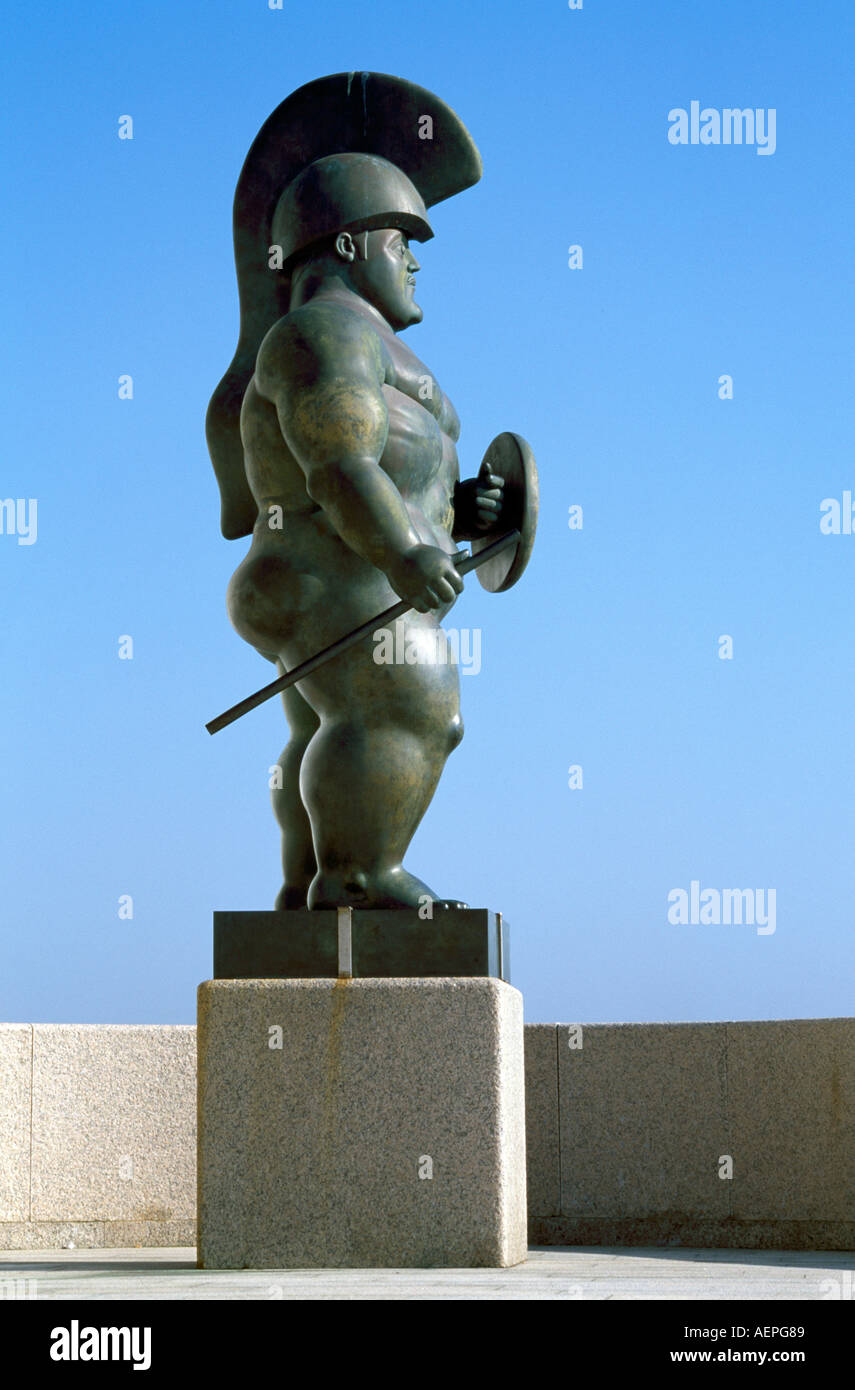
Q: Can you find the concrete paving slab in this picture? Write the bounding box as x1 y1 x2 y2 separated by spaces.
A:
1 1246 852 1300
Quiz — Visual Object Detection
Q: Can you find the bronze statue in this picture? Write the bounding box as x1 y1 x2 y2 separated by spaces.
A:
207 73 536 912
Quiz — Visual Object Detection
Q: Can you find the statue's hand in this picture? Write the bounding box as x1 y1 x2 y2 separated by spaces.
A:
453 458 504 539
387 545 465 613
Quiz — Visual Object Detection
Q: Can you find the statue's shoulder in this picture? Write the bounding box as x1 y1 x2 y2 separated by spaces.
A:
258 299 384 377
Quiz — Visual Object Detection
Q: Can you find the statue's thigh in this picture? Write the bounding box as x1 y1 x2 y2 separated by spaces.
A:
292 612 462 735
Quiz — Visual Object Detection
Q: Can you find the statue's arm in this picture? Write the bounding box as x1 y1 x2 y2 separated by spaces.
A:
256 308 462 612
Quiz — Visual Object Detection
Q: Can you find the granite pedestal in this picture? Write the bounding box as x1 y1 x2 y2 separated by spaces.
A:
197 976 527 1268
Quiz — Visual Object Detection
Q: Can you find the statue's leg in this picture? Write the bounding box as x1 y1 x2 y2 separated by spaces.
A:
272 678 320 910
285 613 466 909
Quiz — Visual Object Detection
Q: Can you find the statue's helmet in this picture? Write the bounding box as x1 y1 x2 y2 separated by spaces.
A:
271 153 433 267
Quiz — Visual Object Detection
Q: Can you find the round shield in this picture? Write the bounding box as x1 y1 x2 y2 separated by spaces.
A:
472 433 539 592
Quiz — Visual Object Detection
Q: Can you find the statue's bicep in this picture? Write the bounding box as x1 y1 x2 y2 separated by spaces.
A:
282 377 389 475
257 317 388 478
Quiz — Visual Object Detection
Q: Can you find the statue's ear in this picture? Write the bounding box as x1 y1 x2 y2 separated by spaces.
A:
334 231 358 262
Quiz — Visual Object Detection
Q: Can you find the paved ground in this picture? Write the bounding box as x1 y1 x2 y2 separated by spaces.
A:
1 1246 851 1300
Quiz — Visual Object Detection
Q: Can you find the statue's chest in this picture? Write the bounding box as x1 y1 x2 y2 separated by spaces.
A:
386 342 442 419
376 329 460 500
379 332 459 440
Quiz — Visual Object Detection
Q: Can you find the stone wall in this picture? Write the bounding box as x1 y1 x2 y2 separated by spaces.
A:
1 1018 852 1251
526 1020 855 1249
0 1025 196 1250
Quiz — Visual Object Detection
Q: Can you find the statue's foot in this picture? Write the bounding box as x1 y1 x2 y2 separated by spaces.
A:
274 884 308 911
308 867 468 911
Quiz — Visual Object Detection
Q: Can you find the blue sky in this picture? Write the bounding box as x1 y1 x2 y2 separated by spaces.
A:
2 0 853 1023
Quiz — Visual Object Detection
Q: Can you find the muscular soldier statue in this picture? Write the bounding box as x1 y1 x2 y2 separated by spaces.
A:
207 75 534 913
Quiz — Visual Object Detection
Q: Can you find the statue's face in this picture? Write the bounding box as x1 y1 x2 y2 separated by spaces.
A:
345 227 423 330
